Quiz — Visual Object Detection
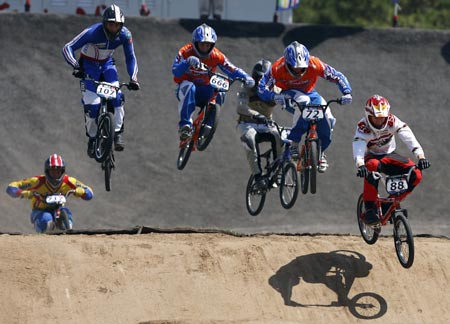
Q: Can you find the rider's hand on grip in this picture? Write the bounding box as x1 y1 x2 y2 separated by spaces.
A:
273 94 286 108
20 190 32 199
72 68 86 79
128 80 140 91
186 56 200 68
356 165 369 178
74 187 85 198
253 114 268 124
340 93 353 105
418 158 430 170
244 77 255 88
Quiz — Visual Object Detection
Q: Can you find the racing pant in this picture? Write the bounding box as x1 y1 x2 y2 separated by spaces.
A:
31 207 73 233
80 58 125 138
176 80 225 128
363 152 422 203
238 121 283 176
282 89 335 152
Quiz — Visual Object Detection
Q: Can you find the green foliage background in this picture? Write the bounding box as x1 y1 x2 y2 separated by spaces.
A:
293 0 450 30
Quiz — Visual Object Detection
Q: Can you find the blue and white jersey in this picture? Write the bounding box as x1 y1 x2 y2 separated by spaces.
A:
62 23 138 81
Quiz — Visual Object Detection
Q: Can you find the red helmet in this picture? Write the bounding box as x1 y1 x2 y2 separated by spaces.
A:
365 95 390 131
44 154 66 189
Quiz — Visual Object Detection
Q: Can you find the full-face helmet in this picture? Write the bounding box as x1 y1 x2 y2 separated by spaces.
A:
192 23 217 58
44 154 66 189
365 94 391 131
283 41 309 78
103 4 125 40
251 59 272 82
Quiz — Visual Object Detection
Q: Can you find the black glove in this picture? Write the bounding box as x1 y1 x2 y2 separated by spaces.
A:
72 67 86 79
128 80 140 91
356 165 369 178
253 114 268 124
418 158 430 170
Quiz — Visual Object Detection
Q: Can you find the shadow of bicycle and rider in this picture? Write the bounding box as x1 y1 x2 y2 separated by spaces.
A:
268 250 387 320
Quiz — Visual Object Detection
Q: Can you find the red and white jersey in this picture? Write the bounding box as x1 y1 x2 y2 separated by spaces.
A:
352 113 424 166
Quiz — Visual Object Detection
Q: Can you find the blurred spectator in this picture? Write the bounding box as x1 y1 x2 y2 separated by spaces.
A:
24 0 30 12
199 0 223 21
0 2 10 11
392 0 401 27
140 1 150 16
76 7 86 15
95 4 106 16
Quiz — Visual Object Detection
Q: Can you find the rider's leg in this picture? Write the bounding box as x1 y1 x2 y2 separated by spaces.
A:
238 123 262 176
31 210 55 233
177 81 197 135
81 79 101 158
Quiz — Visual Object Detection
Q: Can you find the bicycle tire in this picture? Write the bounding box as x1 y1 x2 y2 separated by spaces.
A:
94 112 114 163
393 213 414 268
177 139 194 170
197 104 220 151
300 146 309 194
59 209 72 232
104 158 113 192
246 175 266 216
356 194 379 244
279 162 299 209
309 140 319 194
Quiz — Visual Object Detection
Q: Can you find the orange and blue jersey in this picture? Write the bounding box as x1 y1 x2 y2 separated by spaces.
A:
7 175 93 211
258 56 352 102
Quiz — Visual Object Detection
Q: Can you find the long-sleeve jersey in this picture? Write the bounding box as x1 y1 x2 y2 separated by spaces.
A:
237 87 276 120
352 114 425 166
6 175 93 210
258 56 352 102
62 23 138 81
172 43 250 85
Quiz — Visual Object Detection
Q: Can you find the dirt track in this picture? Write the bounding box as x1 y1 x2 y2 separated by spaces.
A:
1 233 449 324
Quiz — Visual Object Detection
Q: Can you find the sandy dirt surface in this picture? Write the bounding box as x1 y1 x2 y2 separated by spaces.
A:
0 233 449 324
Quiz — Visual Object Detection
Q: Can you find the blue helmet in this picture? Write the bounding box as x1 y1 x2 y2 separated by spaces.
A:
283 41 310 78
192 23 217 58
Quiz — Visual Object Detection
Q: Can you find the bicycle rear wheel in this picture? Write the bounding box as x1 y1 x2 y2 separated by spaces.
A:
280 162 299 209
103 156 114 192
357 194 379 244
393 213 414 268
246 175 266 216
177 139 194 170
309 141 319 194
95 112 115 163
197 104 220 151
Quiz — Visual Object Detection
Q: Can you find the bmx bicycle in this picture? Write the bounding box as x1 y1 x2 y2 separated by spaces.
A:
245 122 299 216
288 98 342 194
34 190 76 233
177 64 243 170
85 76 131 191
356 166 421 268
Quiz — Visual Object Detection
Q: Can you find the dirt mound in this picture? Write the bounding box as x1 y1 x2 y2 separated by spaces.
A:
0 233 449 324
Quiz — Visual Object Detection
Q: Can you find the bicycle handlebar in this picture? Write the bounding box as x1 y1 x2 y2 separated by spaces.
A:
83 75 131 90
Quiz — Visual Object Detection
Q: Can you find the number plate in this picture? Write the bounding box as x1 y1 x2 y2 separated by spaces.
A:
46 195 66 204
96 83 117 99
302 107 324 121
386 176 409 194
210 74 230 92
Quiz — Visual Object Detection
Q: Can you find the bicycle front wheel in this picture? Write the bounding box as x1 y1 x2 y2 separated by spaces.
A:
95 112 115 163
197 104 220 151
58 209 72 232
393 213 414 268
357 194 379 244
177 139 194 170
246 175 266 216
280 162 299 209
309 141 319 194
104 157 114 192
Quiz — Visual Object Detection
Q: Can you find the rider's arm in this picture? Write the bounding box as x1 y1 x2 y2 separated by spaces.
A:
62 26 94 69
121 27 139 82
317 57 352 95
352 120 369 167
67 177 94 201
172 45 192 78
396 119 425 159
6 177 39 198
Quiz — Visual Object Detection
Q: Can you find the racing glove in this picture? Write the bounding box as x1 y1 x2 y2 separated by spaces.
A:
340 93 353 105
418 158 430 170
74 187 86 198
129 80 140 91
244 77 255 88
72 67 86 79
253 114 268 124
356 165 369 178
19 190 33 199
186 56 200 68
